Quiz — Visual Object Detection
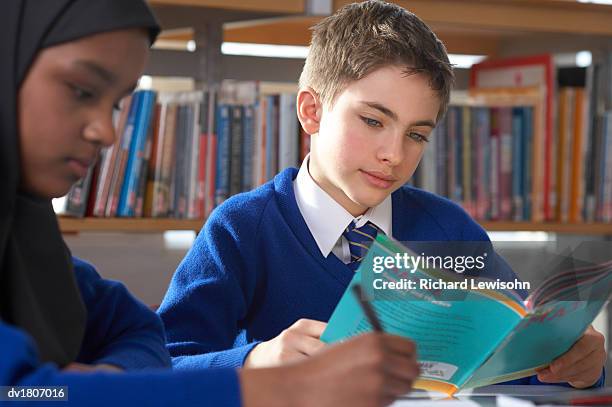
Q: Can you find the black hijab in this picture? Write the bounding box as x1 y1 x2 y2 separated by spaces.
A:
0 0 159 367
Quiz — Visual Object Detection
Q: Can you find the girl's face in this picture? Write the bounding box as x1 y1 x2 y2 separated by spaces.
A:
18 29 149 198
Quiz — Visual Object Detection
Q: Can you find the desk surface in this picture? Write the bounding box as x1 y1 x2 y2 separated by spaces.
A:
392 385 611 406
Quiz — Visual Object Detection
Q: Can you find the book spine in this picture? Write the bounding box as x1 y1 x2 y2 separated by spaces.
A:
155 104 178 217
511 107 524 221
135 133 153 218
602 112 612 222
64 166 95 217
93 94 133 217
187 97 201 219
278 93 298 171
106 91 143 217
489 107 500 220
242 104 255 192
229 105 243 196
475 107 490 220
172 105 186 218
569 88 587 223
117 90 156 217
204 90 217 217
143 103 163 217
265 95 278 181
215 104 231 206
196 91 209 219
499 107 513 220
523 107 534 221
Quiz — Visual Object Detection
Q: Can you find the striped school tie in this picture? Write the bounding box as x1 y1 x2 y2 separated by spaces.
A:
342 221 380 271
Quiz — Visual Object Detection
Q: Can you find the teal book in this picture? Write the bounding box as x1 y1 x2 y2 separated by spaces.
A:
321 235 612 395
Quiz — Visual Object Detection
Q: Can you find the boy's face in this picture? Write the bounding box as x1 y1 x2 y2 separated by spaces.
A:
308 65 441 216
18 29 149 199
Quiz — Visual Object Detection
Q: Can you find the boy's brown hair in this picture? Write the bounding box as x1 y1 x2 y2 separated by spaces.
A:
299 0 454 122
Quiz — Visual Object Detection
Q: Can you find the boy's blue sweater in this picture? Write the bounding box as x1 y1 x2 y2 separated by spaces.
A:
0 257 241 406
159 167 603 387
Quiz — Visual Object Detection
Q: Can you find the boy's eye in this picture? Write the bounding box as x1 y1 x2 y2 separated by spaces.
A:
360 116 382 128
408 132 429 143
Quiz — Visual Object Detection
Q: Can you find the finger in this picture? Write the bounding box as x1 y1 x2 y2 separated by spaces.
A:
291 319 327 337
278 349 309 364
382 373 416 398
565 366 603 387
292 334 326 356
380 334 417 357
541 348 605 383
549 331 601 374
538 355 596 383
384 353 420 383
549 344 605 380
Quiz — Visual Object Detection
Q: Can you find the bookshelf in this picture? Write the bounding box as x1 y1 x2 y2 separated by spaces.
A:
57 0 611 236
59 217 204 233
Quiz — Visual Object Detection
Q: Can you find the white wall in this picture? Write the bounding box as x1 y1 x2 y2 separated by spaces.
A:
64 232 189 306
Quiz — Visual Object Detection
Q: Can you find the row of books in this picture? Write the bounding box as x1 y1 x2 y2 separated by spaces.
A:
412 98 611 223
460 55 612 223
412 104 535 222
57 70 610 223
56 81 306 219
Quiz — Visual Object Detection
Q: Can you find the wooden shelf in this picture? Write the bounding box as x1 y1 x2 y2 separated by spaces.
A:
148 0 304 14
152 0 612 57
58 217 204 233
337 0 612 36
58 217 611 235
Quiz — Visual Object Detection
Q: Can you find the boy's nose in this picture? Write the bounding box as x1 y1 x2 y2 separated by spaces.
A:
378 132 404 166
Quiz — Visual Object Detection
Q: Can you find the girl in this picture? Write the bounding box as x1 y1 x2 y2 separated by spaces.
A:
0 1 419 406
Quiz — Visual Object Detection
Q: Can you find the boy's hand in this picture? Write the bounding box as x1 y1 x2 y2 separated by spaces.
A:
536 325 606 388
244 319 326 368
240 332 419 407
63 363 123 373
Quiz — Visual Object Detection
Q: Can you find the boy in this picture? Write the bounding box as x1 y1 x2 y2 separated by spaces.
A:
159 0 605 389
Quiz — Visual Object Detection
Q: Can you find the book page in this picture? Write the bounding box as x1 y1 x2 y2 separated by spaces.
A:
321 236 526 395
464 257 612 388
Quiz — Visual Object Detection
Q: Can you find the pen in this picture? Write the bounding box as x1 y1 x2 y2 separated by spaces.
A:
351 284 384 332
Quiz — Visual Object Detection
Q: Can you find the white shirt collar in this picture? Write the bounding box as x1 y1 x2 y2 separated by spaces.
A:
293 155 392 258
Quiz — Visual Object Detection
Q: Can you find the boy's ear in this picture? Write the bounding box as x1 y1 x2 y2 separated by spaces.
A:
296 87 322 135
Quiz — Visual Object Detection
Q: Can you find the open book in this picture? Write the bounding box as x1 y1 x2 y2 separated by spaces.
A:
321 235 612 395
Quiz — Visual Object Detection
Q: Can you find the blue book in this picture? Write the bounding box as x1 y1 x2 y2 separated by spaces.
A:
215 104 231 206
322 235 612 395
117 90 156 217
511 107 524 221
